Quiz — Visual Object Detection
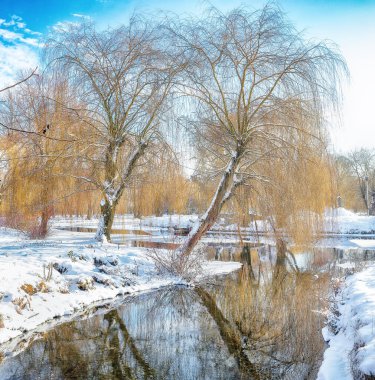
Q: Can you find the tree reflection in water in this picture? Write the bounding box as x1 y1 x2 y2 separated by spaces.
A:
0 263 330 380
203 265 330 379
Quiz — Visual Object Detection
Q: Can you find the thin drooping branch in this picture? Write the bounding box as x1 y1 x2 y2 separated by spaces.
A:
0 68 38 93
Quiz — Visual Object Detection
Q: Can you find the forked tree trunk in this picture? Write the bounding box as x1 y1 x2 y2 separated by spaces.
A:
177 152 241 257
95 141 147 242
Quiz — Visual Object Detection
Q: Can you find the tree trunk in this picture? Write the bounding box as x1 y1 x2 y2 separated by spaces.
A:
40 208 50 237
240 245 256 282
275 238 287 266
95 141 147 242
195 286 260 379
39 177 52 238
95 199 117 242
177 153 240 257
273 238 288 284
105 310 156 379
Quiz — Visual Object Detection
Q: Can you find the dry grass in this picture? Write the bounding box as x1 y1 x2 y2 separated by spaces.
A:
12 296 31 314
36 281 50 293
149 247 203 280
20 283 37 296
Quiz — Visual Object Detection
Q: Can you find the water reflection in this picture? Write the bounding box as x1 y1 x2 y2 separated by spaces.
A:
217 267 329 379
0 263 333 380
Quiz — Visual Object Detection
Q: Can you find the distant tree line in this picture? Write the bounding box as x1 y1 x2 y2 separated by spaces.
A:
334 148 375 212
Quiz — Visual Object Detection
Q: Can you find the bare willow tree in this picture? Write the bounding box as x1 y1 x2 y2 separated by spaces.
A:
45 19 177 241
0 69 37 95
342 148 375 209
0 73 80 237
333 153 365 211
167 5 347 260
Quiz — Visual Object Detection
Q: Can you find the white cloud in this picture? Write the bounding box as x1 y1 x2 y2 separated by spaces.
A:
0 15 40 87
0 42 39 87
0 28 39 47
16 22 26 29
72 13 91 20
52 13 92 33
0 29 21 41
0 15 41 47
52 20 80 32
3 15 23 27
24 28 42 36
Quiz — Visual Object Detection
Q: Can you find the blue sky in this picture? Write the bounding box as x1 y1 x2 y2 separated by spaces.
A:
1 0 375 151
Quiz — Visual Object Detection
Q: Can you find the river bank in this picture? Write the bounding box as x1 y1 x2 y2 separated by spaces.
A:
318 265 375 379
0 226 240 350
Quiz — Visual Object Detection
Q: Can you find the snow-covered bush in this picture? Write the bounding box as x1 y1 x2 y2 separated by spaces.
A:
12 296 31 314
53 262 69 274
77 277 94 291
93 255 118 267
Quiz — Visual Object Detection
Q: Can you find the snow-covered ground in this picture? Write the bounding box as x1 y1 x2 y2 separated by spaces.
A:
245 207 375 236
0 226 240 353
324 207 375 235
318 266 375 379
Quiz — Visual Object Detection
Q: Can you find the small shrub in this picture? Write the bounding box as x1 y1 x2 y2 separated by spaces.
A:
149 248 203 281
41 263 53 281
77 277 94 291
20 283 37 296
93 275 114 287
53 262 69 274
67 251 88 262
94 256 118 267
67 250 76 262
12 296 31 314
2 212 51 239
59 287 69 294
37 281 50 293
121 278 135 287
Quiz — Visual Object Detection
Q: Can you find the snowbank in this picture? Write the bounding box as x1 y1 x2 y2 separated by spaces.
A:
0 227 240 351
318 266 375 379
235 207 375 236
324 207 375 234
